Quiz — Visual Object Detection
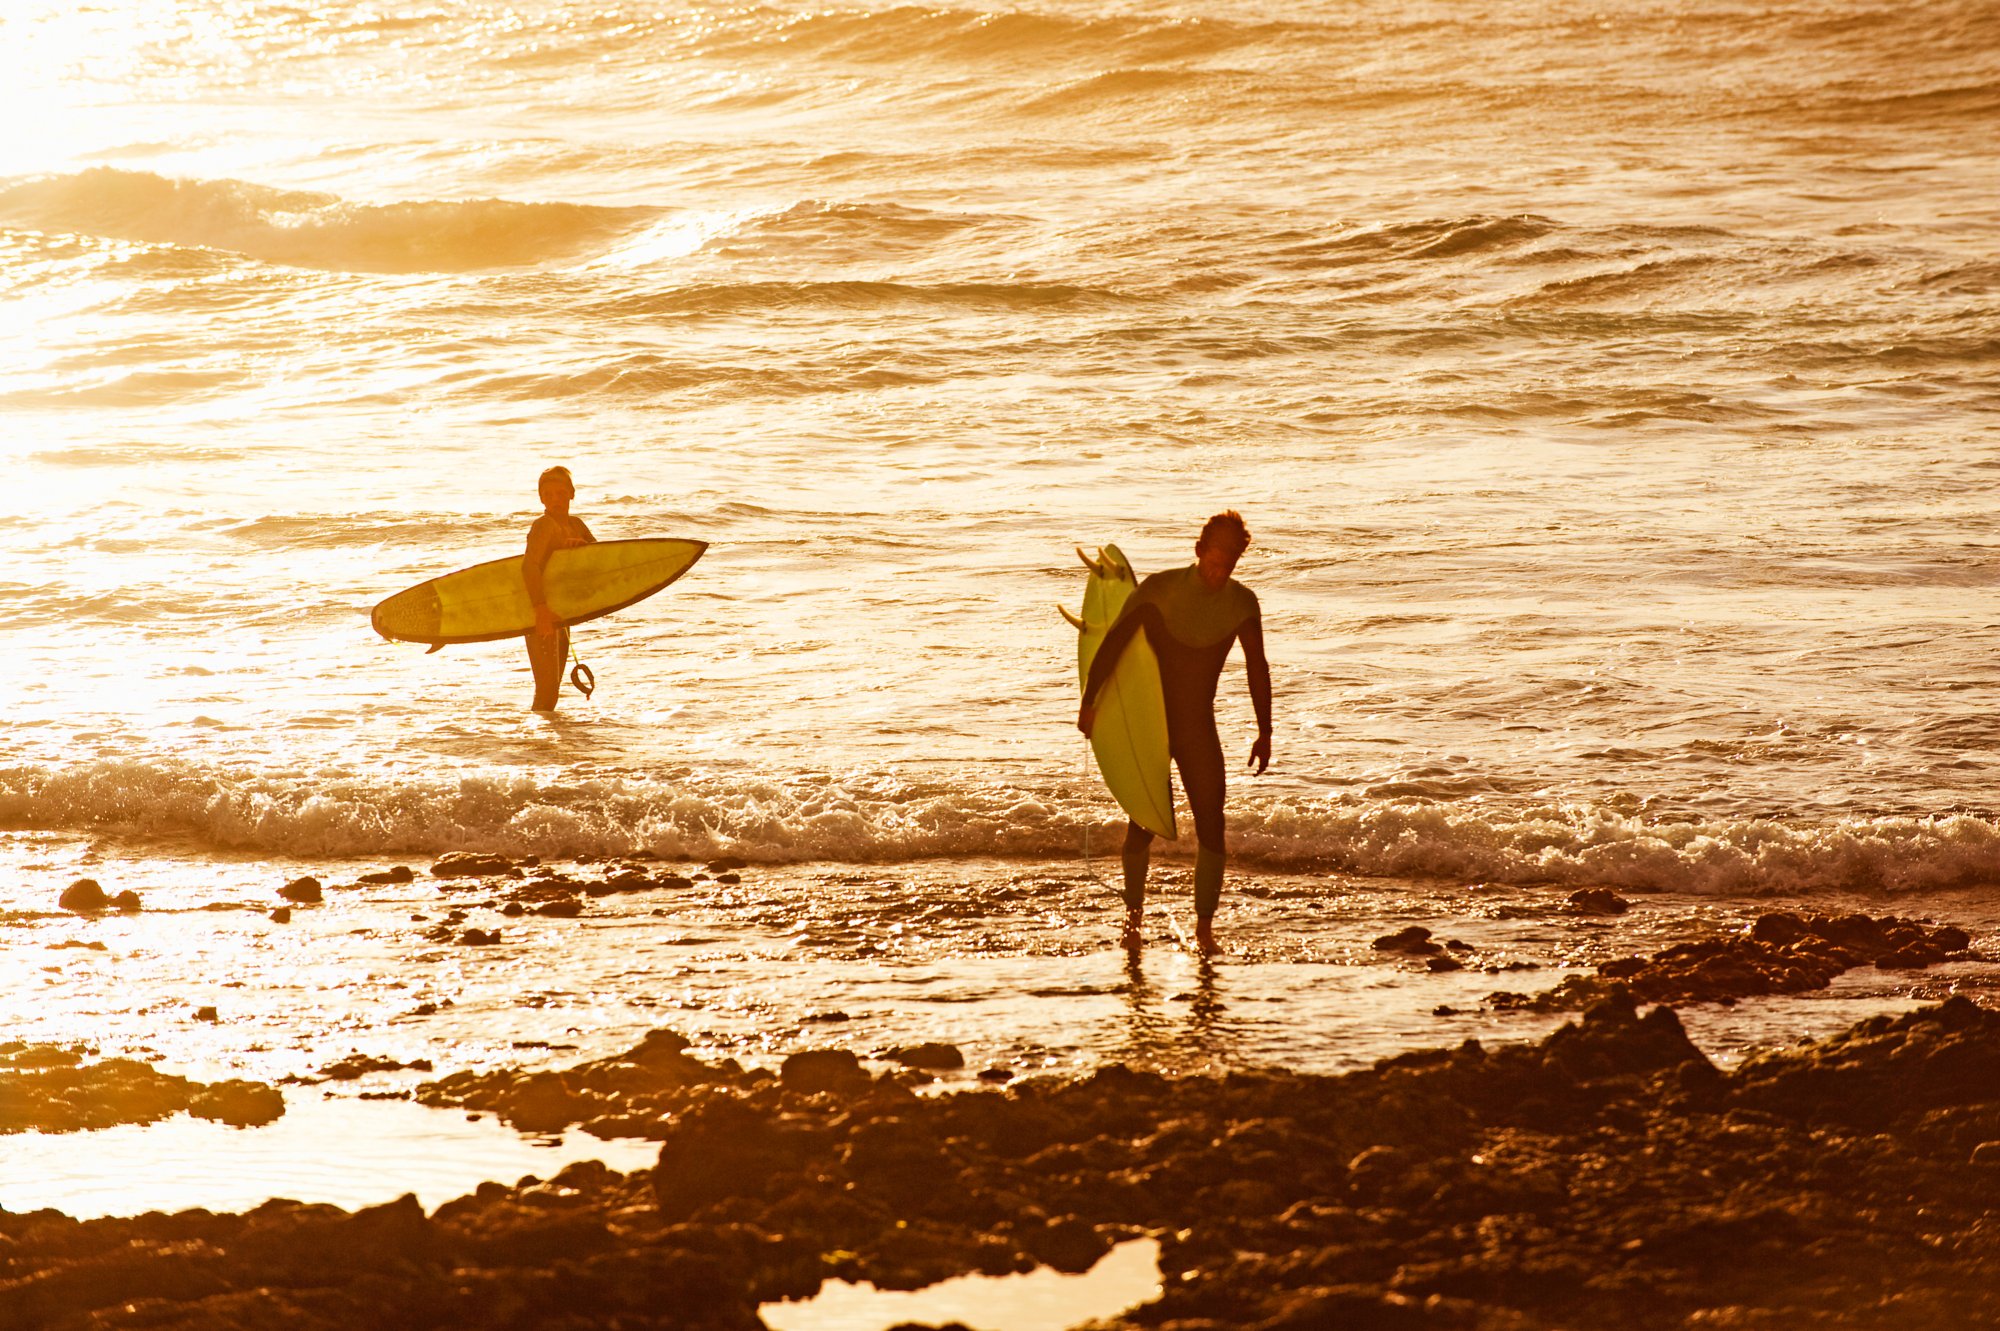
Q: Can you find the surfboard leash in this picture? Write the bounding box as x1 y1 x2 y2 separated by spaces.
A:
567 643 595 701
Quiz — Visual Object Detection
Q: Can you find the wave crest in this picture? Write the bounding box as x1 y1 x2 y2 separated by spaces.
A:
0 169 656 273
2 760 1996 897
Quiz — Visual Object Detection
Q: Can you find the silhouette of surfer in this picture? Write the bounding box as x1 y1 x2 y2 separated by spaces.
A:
524 465 596 711
1079 511 1272 953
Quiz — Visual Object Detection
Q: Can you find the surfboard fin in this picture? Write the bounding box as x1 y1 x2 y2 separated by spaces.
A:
425 642 444 654
1058 605 1085 630
1075 546 1105 577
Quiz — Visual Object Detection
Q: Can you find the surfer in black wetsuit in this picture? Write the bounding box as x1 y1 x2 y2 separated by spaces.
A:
524 465 596 711
1078 511 1272 954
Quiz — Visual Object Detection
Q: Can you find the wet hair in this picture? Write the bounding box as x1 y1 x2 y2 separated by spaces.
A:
538 465 573 497
1200 509 1251 554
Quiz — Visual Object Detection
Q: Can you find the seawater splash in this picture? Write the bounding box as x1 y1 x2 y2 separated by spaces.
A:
0 169 657 272
3 759 1997 896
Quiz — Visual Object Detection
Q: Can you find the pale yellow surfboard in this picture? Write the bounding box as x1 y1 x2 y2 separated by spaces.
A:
372 537 706 647
1064 544 1177 839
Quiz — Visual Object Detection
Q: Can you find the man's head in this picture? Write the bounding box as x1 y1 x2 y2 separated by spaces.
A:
538 465 574 512
1194 510 1250 588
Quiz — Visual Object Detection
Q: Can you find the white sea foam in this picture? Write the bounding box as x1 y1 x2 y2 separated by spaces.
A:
5 760 1996 897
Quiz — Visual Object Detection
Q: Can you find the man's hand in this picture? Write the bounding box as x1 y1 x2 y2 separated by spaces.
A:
533 604 560 638
1248 732 1271 775
1077 704 1097 738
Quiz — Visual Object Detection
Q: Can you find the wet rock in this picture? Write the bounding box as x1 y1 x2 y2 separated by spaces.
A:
431 852 515 879
1493 911 1976 1010
318 1054 434 1081
978 1067 1014 1083
112 889 142 912
705 857 748 873
1971 1141 2000 1167
190 1080 285 1128
501 901 526 917
1426 955 1465 973
533 899 584 918
0 1044 283 1134
49 939 108 951
269 906 292 924
11 1000 1999 1328
887 1042 966 1071
1372 926 1442 957
195 1006 220 1022
58 878 110 912
358 864 416 884
1565 888 1630 915
781 1049 869 1094
715 872 742 884
279 876 323 903
458 928 502 946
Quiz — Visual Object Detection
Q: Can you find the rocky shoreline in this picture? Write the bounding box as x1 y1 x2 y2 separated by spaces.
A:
5 990 1998 1329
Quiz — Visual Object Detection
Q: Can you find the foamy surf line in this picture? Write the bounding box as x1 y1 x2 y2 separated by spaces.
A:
3 761 1997 896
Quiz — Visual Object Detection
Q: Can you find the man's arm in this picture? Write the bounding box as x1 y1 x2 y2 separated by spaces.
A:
1077 601 1161 735
1240 612 1272 773
524 517 558 637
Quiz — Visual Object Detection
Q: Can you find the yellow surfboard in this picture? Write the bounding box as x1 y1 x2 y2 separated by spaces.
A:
372 537 706 648
1063 545 1177 839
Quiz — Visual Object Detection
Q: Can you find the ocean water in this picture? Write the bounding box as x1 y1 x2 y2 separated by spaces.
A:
2 0 1999 891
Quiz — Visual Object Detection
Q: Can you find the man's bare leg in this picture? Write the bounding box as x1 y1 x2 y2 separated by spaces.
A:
528 626 567 711
1120 821 1151 947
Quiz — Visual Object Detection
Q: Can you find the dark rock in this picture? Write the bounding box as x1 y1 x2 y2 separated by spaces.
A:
111 890 142 912
279 877 323 903
195 1006 220 1022
1426 955 1465 973
978 1067 1014 1083
268 906 292 923
781 1049 869 1094
705 857 748 873
358 865 417 884
887 1042 966 1071
1373 926 1442 956
190 1080 285 1127
501 901 526 917
1565 888 1630 915
432 852 515 878
533 899 584 918
459 928 502 946
59 878 110 912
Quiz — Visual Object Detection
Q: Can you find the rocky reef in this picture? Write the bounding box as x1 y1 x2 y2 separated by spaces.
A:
1491 910 1979 1011
4 996 1999 1328
0 1043 283 1134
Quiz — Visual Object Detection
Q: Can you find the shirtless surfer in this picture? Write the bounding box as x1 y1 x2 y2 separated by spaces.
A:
524 465 596 711
1078 511 1272 953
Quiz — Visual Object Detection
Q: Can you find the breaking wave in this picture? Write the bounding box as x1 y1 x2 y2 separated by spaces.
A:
3 760 1997 897
0 169 656 273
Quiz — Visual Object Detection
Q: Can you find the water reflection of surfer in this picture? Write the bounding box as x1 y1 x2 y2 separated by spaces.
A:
524 465 596 711
1078 511 1272 954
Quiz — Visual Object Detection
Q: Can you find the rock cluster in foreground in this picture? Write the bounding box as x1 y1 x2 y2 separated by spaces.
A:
0 1043 283 1134
1491 910 1978 1011
5 998 1999 1329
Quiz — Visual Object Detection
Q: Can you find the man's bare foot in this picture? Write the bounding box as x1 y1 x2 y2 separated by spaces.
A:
1194 919 1220 955
1120 909 1144 949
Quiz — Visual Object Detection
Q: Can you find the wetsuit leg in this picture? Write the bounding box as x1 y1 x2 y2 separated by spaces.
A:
528 626 568 711
1121 821 1153 911
1172 725 1227 918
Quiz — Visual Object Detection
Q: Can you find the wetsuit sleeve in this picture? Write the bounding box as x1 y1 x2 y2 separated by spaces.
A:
1240 612 1272 736
1082 601 1164 710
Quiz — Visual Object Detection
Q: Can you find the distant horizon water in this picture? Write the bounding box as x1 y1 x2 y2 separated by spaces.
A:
2 0 1997 900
